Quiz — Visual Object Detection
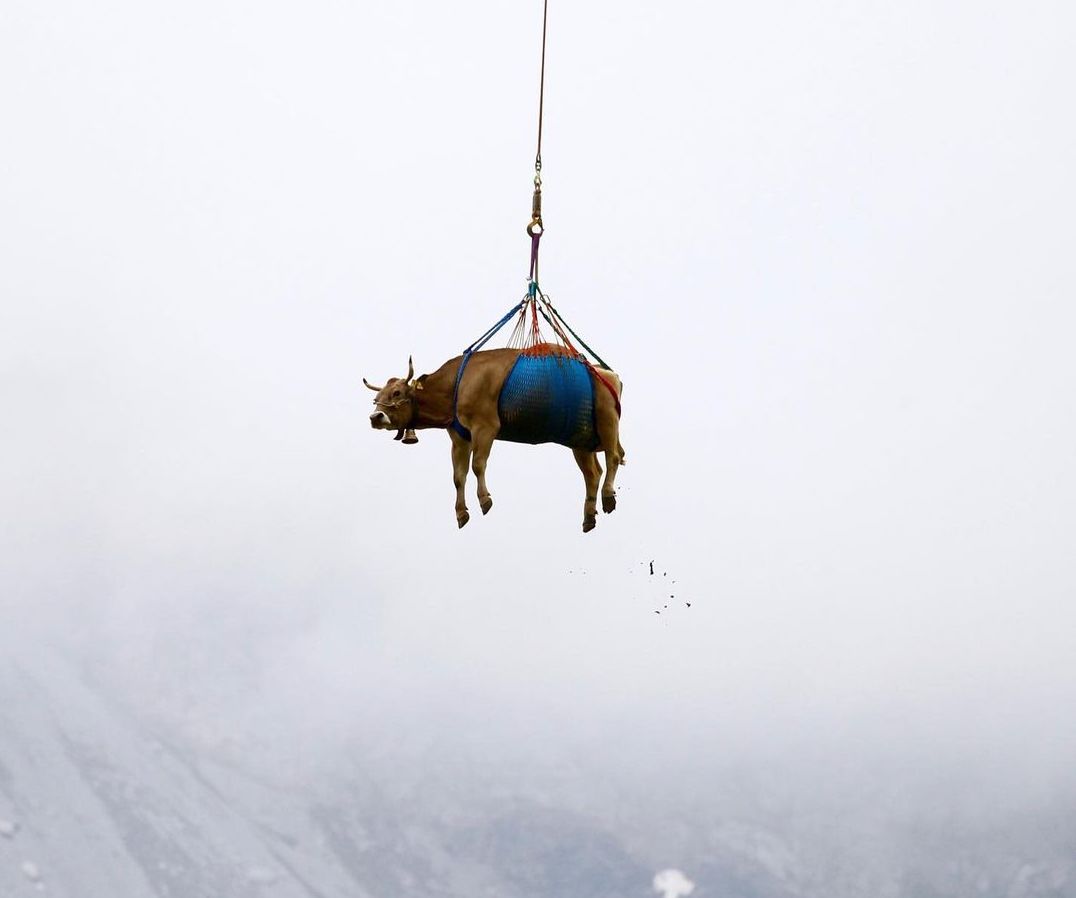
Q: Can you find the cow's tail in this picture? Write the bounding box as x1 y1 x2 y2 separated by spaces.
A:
590 365 626 464
610 373 626 465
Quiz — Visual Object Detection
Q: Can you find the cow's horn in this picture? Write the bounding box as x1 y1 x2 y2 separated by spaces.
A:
405 355 414 384
363 378 383 392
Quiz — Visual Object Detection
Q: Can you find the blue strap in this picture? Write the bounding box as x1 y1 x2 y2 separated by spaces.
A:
450 350 474 441
465 301 524 353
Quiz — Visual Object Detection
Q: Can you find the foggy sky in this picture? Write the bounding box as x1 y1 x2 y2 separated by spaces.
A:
2 0 1074 783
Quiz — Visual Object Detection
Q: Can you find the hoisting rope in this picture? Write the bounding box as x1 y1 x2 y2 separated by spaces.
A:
535 0 548 180
527 0 548 283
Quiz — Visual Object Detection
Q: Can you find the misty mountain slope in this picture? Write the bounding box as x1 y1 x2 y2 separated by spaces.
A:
0 649 380 898
2 643 1075 898
0 647 667 898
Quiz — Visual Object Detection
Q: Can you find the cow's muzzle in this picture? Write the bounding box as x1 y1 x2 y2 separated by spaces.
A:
370 411 392 429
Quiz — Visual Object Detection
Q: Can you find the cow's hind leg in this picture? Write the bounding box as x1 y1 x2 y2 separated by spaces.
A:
573 448 602 532
450 430 472 528
601 449 621 513
470 425 497 515
597 423 622 515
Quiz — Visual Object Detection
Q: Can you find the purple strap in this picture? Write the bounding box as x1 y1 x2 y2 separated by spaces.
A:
529 231 542 281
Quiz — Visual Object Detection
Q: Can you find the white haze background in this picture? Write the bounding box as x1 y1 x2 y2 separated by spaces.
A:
2 0 1075 895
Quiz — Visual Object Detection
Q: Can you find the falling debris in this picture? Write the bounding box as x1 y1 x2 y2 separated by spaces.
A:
639 559 692 618
21 861 42 883
0 818 17 839
640 559 691 619
653 868 695 898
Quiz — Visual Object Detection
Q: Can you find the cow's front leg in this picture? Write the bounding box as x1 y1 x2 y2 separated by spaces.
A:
449 430 472 528
573 448 602 532
470 425 496 515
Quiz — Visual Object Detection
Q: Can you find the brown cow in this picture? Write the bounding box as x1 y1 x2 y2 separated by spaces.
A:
364 351 625 532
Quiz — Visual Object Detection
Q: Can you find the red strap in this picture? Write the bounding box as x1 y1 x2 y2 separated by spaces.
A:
590 368 622 418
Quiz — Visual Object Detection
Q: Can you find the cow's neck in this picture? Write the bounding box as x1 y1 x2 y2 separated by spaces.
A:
410 358 462 430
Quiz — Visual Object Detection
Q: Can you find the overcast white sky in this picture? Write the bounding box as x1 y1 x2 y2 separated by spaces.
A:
2 0 1074 773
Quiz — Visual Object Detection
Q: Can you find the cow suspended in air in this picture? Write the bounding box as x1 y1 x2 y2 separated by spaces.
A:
363 349 625 532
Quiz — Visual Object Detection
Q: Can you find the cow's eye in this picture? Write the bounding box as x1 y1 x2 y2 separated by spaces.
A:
392 390 401 398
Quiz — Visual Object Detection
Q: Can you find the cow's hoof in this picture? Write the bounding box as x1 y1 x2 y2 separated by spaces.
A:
480 496 493 515
583 515 596 533
457 511 470 529
602 493 617 514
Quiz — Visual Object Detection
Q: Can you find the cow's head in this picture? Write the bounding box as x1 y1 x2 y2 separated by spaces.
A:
364 356 419 443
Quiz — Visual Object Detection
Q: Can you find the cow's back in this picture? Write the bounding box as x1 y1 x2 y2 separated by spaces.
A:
497 355 599 449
